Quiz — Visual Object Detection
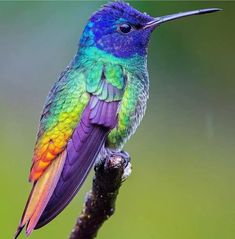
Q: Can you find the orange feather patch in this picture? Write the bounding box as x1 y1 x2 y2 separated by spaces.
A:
18 151 67 236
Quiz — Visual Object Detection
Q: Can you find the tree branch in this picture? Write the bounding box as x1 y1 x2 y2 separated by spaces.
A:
69 152 131 239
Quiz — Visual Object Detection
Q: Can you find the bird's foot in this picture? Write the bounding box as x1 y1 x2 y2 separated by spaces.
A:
95 149 131 181
106 149 131 181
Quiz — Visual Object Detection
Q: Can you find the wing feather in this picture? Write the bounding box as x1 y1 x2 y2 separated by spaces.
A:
29 69 88 181
16 61 127 237
35 63 126 228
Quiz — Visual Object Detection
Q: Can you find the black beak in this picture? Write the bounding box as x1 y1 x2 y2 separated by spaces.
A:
144 8 222 29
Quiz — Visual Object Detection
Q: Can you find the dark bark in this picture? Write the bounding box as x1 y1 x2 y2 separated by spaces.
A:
69 152 131 239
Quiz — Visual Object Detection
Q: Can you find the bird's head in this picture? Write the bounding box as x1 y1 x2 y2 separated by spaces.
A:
79 1 221 59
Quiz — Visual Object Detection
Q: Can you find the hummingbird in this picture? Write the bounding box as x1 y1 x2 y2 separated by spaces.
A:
15 1 221 238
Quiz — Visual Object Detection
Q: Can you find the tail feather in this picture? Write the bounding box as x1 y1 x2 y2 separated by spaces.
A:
35 126 109 228
35 99 114 228
14 225 24 239
15 151 66 238
15 98 118 236
14 182 36 239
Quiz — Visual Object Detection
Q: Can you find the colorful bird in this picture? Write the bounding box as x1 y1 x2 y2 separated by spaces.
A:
15 1 221 238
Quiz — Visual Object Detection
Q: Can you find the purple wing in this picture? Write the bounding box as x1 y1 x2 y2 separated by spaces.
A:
35 96 119 228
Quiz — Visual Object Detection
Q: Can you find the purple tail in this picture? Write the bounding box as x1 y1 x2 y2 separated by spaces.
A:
35 98 118 229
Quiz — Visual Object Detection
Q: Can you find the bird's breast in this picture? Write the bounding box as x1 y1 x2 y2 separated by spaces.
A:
106 71 149 150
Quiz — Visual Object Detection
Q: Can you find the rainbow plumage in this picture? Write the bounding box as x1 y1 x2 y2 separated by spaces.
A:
15 1 220 237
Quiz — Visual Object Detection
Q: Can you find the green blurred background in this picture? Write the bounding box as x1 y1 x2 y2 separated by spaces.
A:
0 1 234 238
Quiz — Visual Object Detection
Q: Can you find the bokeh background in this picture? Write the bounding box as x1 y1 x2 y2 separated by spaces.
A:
0 1 234 238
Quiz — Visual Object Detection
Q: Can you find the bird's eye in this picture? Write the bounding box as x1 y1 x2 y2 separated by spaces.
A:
118 23 133 34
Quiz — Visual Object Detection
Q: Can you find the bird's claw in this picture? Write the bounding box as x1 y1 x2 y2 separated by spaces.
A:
95 149 131 180
105 149 131 181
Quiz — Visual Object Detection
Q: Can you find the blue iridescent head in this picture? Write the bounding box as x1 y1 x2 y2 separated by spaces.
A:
79 1 221 59
79 1 154 58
